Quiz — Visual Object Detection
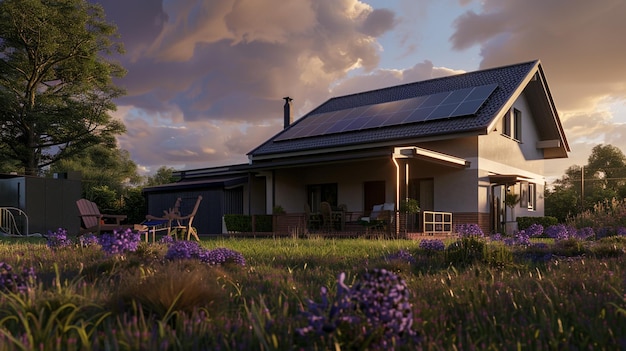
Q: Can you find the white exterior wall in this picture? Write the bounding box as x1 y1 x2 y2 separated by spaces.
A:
478 93 546 217
272 158 397 214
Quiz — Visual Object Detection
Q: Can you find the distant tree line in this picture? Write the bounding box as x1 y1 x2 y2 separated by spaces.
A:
546 144 626 222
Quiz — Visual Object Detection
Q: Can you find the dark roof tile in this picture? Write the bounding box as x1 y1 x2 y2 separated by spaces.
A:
249 60 538 157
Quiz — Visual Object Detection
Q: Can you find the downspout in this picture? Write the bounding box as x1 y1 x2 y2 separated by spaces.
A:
271 170 276 215
392 156 400 237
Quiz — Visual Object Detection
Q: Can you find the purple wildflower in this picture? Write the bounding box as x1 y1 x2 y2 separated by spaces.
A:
79 233 99 248
490 233 503 241
455 223 484 238
99 228 141 256
419 239 445 252
298 269 419 348
159 235 175 244
0 262 36 294
164 242 246 266
46 228 72 249
575 227 594 240
526 223 544 237
199 247 246 266
544 224 572 241
515 230 531 246
386 249 417 264
164 240 202 260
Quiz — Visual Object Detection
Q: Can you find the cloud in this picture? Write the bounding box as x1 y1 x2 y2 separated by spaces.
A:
95 0 398 171
331 60 465 96
450 0 626 179
450 0 626 112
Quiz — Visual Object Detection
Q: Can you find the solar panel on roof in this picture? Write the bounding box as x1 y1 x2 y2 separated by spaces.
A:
274 83 498 141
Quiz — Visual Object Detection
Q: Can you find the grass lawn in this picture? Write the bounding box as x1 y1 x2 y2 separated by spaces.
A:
1 233 625 350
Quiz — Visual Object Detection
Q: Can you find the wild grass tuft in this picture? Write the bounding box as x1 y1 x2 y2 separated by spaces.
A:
108 261 230 318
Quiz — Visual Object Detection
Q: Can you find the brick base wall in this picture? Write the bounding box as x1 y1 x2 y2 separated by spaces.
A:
453 212 491 235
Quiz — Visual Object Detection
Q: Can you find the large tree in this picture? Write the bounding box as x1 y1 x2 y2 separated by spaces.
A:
0 0 125 175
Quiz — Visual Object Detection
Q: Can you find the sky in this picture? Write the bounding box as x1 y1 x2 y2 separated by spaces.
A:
94 0 626 182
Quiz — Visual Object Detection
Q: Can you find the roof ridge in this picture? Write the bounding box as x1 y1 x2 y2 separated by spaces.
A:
325 59 539 102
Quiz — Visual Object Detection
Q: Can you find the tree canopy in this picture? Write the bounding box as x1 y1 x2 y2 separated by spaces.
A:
546 144 626 221
0 0 126 175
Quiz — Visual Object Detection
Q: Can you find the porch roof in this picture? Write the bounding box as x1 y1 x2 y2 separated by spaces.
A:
249 60 569 161
488 174 533 185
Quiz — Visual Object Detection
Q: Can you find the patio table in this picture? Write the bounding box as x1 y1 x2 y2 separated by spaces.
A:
134 219 170 242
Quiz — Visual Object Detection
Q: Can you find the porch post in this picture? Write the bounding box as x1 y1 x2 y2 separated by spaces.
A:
392 156 401 238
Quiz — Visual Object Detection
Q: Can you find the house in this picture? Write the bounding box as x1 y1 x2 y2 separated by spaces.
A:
144 60 569 235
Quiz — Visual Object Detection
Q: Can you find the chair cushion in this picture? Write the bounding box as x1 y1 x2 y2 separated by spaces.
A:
383 203 395 211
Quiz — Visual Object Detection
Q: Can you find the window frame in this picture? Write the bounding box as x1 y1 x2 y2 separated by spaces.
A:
527 183 536 210
513 108 522 142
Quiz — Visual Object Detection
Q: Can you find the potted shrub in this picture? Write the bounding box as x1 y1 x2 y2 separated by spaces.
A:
504 192 520 234
400 198 420 233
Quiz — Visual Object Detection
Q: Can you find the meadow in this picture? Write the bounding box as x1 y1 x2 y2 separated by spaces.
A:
0 227 625 350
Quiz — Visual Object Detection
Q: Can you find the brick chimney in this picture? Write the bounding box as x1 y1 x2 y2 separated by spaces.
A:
283 96 293 129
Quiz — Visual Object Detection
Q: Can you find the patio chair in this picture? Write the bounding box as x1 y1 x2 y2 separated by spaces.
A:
76 198 132 235
134 198 182 242
360 203 395 232
319 201 334 231
304 204 321 230
168 195 203 241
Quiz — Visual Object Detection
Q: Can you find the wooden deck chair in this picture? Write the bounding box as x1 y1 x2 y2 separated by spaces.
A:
76 198 131 235
304 203 321 231
169 196 203 241
137 197 182 241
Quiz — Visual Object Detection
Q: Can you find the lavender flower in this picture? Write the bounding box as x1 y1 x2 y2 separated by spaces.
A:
46 228 72 249
159 235 175 244
298 269 419 348
164 242 246 266
0 262 36 294
419 239 445 252
79 233 99 248
99 228 141 256
544 224 575 241
199 247 246 266
164 240 202 260
575 227 595 240
386 249 417 264
526 223 544 237
455 223 484 238
514 230 531 246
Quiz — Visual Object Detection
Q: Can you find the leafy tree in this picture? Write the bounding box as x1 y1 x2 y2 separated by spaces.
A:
0 0 126 176
145 166 179 187
546 144 626 221
49 144 141 211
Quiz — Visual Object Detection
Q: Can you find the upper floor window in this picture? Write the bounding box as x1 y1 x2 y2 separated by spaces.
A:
502 108 522 142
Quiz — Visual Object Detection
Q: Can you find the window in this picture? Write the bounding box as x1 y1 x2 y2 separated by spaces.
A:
502 110 511 137
307 183 338 212
527 183 536 210
502 108 522 142
513 108 522 141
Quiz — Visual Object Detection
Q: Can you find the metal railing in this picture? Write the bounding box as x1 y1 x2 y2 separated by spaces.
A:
0 207 29 236
422 211 452 235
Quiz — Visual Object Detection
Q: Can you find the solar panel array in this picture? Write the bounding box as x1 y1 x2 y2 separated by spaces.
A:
275 83 499 141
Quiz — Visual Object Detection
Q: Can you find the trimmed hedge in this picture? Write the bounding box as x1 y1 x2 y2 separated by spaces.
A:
517 216 558 230
224 214 273 232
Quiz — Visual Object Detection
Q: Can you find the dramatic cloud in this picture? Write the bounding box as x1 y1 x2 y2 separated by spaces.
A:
450 0 626 176
95 0 397 172
94 0 626 181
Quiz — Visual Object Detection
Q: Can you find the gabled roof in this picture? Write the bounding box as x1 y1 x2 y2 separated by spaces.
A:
248 60 569 160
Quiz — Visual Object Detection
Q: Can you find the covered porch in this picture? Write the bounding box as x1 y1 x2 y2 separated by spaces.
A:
241 145 470 237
